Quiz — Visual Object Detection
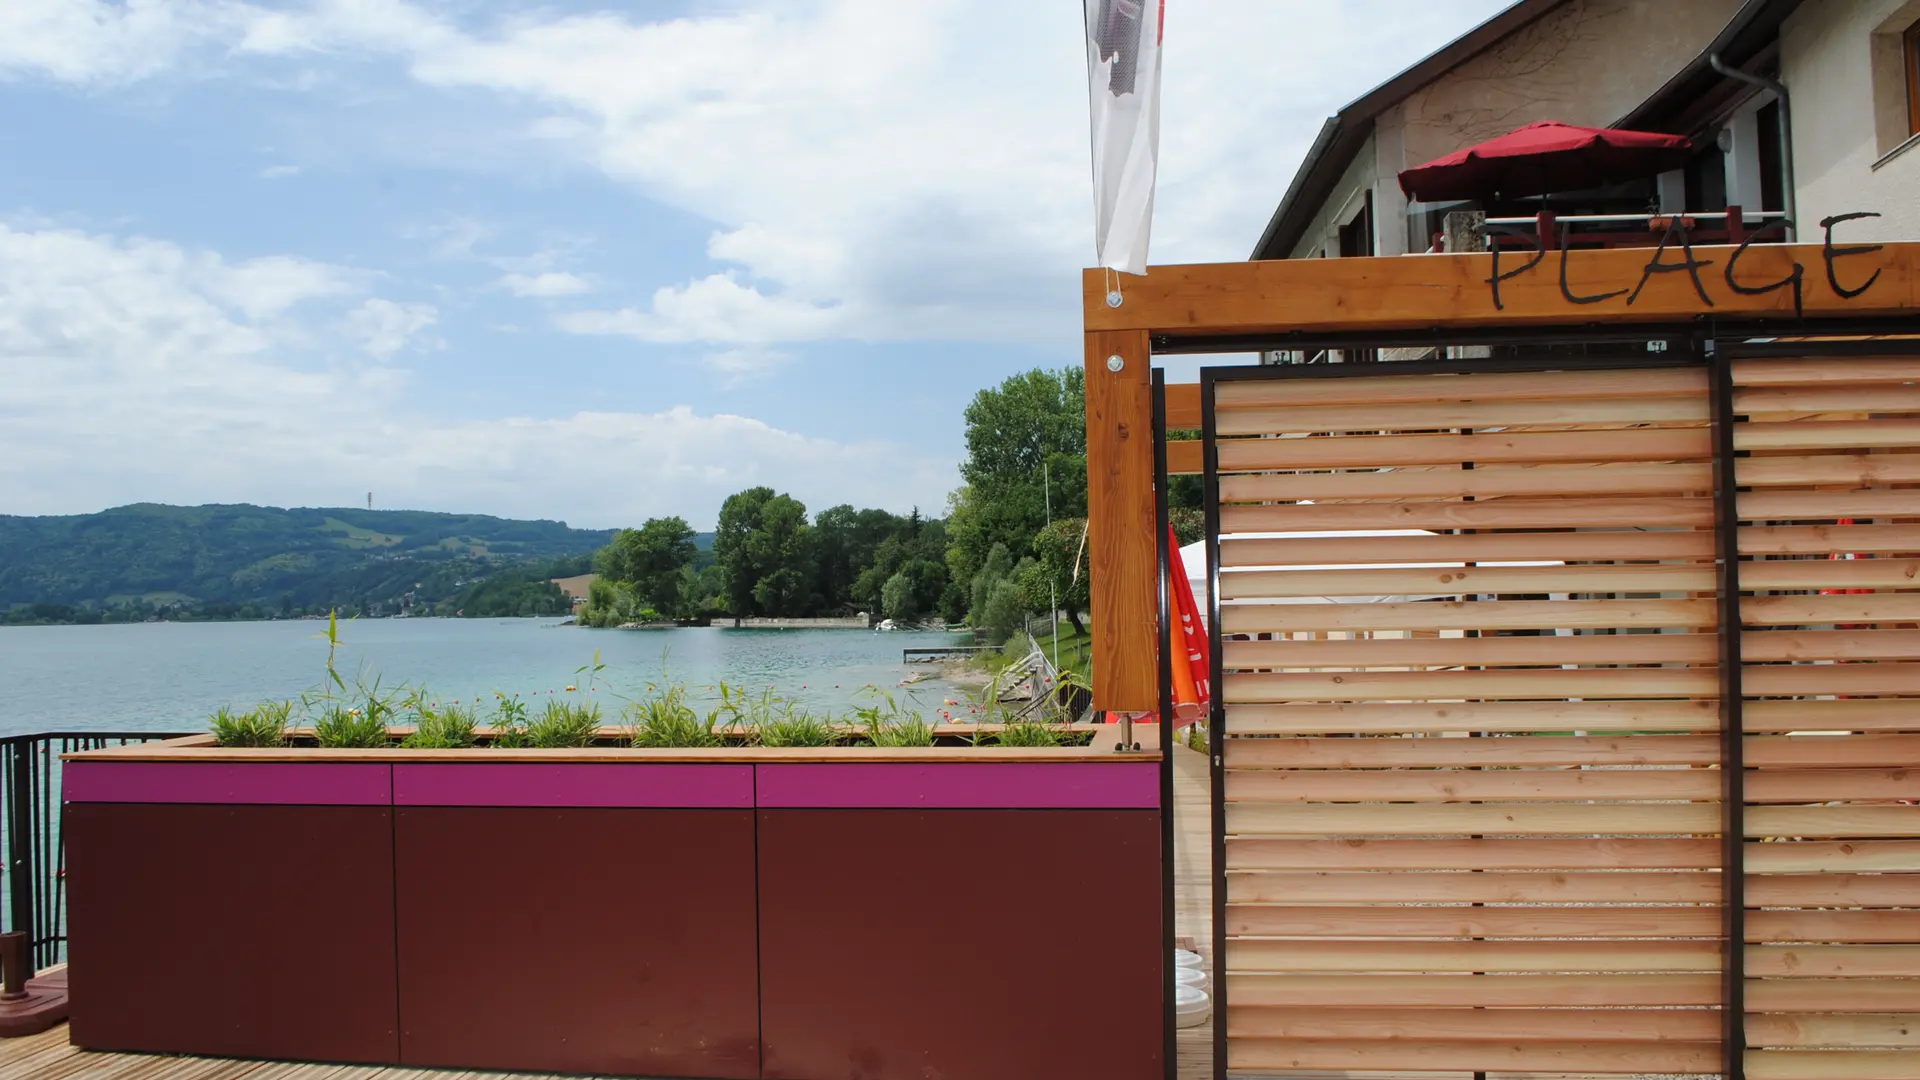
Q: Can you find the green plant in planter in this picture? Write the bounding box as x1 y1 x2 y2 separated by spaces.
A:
209 701 291 747
627 685 723 748
525 698 602 748
994 719 1064 748
853 688 934 748
757 706 835 748
490 694 531 748
314 704 390 748
403 699 479 749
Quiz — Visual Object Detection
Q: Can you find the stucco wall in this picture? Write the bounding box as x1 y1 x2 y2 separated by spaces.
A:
1287 132 1381 259
1783 0 1920 242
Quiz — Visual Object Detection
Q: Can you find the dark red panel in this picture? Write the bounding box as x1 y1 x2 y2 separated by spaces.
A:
758 809 1163 1080
66 803 399 1062
394 808 760 1078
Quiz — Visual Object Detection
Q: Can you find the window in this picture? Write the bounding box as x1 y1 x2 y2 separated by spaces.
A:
1907 18 1920 136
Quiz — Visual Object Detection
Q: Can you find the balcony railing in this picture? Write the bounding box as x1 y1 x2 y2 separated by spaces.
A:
1 732 191 970
1477 205 1790 252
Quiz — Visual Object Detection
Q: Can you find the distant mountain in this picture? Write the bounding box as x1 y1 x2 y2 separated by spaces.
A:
0 503 619 622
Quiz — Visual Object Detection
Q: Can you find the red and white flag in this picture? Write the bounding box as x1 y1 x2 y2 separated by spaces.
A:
1085 0 1165 276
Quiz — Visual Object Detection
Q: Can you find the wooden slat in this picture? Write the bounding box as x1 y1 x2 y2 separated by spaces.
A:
1230 1036 1721 1074
1748 768 1920 802
1222 597 1716 635
1748 841 1920 873
1748 946 1920 978
1227 735 1722 769
1746 1049 1920 1080
1228 1005 1718 1040
1217 366 1707 409
1229 801 1719 837
1740 453 1920 487
1227 766 1719 803
1225 666 1718 703
1228 972 1719 1007
1165 381 1199 429
1165 437 1201 476
1229 870 1721 904
1746 805 1920 839
1736 385 1920 414
1736 419 1920 451
1746 699 1920 733
1743 524 1920 557
1741 490 1920 521
1230 836 1721 871
1744 630 1920 662
1746 1012 1920 1049
1748 979 1920 1013
1223 530 1714 568
1231 939 1720 973
1084 330 1157 711
1221 562 1713 600
1748 909 1920 943
1745 593 1920 626
1230 699 1720 736
1220 425 1713 471
1229 903 1723 938
1747 873 1920 907
1217 397 1711 437
1747 735 1920 768
1224 495 1714 533
1226 631 1717 670
1744 663 1920 698
1735 357 1920 385
1221 461 1712 503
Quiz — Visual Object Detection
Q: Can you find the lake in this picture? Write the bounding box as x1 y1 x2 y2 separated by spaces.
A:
0 620 978 738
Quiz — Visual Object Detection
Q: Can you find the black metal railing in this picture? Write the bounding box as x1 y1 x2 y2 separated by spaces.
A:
1 732 190 970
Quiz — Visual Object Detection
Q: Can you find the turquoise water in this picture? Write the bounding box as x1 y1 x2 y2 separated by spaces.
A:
0 620 976 737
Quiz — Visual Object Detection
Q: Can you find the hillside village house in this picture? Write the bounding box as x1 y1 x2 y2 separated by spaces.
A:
1253 0 1920 267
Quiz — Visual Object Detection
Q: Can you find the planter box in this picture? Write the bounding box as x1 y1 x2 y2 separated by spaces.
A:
63 741 1165 1080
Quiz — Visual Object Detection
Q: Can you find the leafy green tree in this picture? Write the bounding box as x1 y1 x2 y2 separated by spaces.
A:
946 368 1087 597
812 505 901 612
1015 518 1089 635
597 517 697 616
881 571 915 622
713 488 816 617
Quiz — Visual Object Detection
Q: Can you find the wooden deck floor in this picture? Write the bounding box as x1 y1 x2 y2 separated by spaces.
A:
0 746 1220 1080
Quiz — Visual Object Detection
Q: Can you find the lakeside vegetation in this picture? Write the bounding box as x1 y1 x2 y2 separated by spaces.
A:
0 503 614 625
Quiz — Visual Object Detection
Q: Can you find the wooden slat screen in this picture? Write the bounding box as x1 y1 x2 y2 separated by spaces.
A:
1735 357 1920 1080
1213 364 1726 1077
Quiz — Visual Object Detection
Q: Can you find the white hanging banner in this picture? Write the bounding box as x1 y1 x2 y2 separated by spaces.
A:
1085 0 1164 277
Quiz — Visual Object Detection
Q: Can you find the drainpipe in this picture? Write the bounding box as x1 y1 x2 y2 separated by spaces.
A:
1710 52 1796 241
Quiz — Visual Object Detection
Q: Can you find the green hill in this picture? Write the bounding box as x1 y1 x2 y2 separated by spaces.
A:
0 503 619 623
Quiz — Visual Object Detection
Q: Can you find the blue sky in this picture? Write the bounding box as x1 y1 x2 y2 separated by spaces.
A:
0 0 1508 530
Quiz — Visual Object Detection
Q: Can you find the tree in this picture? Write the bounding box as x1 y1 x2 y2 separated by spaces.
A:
596 517 697 617
1015 518 1090 635
946 368 1087 599
812 505 901 612
881 571 915 622
713 488 815 617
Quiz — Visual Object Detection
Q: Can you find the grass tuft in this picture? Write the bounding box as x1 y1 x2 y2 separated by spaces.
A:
209 701 291 747
525 699 602 748
626 686 724 748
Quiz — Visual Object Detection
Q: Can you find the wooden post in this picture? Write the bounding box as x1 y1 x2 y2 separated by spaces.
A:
1084 328 1158 712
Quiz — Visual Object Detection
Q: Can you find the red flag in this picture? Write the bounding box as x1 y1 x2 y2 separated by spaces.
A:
1165 526 1210 727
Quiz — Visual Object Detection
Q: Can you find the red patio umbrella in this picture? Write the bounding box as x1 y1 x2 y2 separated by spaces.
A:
1398 121 1693 203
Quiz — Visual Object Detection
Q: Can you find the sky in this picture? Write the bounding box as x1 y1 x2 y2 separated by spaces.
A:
0 0 1511 531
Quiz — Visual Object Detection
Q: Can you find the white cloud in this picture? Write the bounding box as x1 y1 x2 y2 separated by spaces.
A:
346 297 439 358
0 222 953 526
497 271 591 298
1 0 1512 347
701 347 794 389
257 163 302 179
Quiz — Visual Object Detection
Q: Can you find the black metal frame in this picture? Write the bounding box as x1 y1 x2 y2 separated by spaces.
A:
1198 367 1227 1080
1706 331 1749 1077
1 731 190 970
1152 370 1178 1080
1151 314 1920 356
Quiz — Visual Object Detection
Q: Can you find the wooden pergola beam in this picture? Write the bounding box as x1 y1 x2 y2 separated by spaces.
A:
1082 242 1920 712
